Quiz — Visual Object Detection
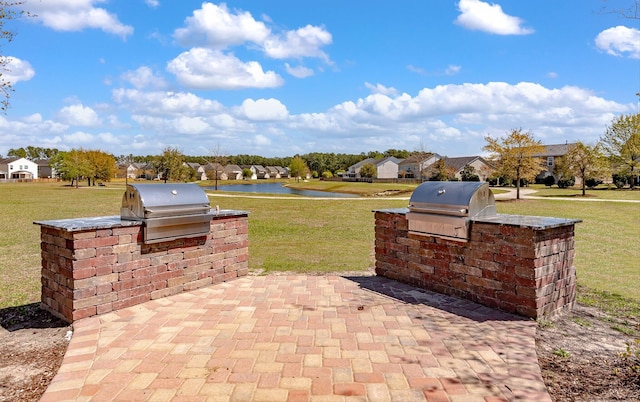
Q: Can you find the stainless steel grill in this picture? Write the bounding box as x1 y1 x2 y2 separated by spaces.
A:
407 182 496 241
121 183 212 244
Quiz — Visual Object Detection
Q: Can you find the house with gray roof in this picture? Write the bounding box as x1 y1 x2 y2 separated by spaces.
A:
398 153 440 179
533 143 577 181
441 156 494 181
345 157 402 179
0 157 38 180
224 164 243 180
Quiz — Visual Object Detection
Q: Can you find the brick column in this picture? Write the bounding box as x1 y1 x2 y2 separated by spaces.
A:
37 212 249 323
374 210 579 319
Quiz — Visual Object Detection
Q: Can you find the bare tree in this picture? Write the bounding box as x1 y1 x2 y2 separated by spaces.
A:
599 0 640 19
0 2 31 112
206 144 228 191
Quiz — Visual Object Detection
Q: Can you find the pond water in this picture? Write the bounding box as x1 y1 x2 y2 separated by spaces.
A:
204 182 358 198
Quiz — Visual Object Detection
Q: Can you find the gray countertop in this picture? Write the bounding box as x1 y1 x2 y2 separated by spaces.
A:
34 210 249 232
373 209 580 230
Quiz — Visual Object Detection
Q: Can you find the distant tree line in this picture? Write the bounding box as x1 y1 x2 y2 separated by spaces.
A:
6 146 60 160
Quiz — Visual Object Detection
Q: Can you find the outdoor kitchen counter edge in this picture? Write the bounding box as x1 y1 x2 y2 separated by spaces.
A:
373 208 581 230
33 210 250 232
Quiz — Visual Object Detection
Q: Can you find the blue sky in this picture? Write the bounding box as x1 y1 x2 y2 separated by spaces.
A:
1 0 638 158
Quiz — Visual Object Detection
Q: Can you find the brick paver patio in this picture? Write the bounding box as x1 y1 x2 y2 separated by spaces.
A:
41 275 550 401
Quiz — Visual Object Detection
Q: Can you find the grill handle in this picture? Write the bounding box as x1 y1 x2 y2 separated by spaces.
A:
145 206 210 217
408 206 468 217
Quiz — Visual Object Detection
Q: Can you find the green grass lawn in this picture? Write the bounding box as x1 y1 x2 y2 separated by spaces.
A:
521 184 640 201
0 181 638 309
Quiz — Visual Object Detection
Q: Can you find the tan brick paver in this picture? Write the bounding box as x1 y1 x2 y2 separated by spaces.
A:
43 275 551 401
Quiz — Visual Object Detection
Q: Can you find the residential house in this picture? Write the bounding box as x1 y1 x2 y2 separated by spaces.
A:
533 143 577 182
184 162 207 181
345 158 373 178
224 164 243 180
398 153 440 179
239 165 258 180
441 156 494 181
35 159 56 178
204 163 227 181
124 163 151 179
375 156 402 179
276 166 290 179
265 166 281 179
0 157 38 180
254 165 270 179
345 157 402 179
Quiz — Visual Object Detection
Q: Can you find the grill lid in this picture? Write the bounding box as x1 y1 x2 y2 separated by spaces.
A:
121 183 211 220
409 182 495 218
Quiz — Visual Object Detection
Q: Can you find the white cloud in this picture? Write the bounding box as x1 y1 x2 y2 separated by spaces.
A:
121 66 167 89
445 65 461 75
263 25 332 61
173 2 270 48
365 82 398 96
173 116 211 134
24 0 133 39
455 0 534 35
145 0 159 8
547 72 558 79
254 134 271 146
407 65 426 75
241 98 289 121
167 48 283 90
97 132 120 144
595 26 640 59
64 131 95 144
58 104 101 127
2 57 35 84
112 89 224 116
290 81 627 153
285 63 314 78
0 114 67 134
2 79 630 158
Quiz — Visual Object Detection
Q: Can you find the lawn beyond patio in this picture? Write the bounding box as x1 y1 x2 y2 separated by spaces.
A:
0 181 638 310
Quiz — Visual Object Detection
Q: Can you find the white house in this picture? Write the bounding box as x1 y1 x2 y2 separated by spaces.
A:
0 157 38 180
239 165 258 180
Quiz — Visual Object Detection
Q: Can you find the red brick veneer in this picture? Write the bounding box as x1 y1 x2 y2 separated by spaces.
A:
374 210 577 319
38 214 248 323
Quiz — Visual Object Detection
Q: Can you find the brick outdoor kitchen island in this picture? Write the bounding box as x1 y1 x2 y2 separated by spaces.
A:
374 209 581 319
35 210 249 323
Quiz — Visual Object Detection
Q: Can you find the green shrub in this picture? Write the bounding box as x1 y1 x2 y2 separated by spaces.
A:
544 175 556 187
557 177 575 188
585 178 601 188
612 173 628 189
321 171 333 179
